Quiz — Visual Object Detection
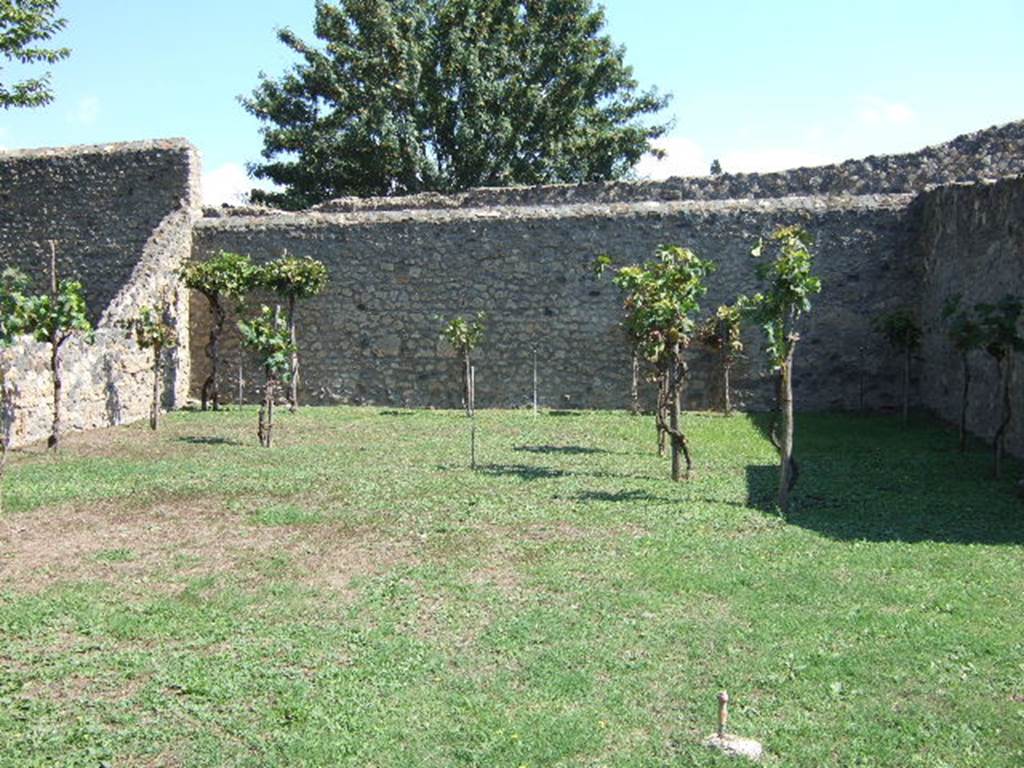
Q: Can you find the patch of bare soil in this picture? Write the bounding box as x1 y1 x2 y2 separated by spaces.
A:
0 498 415 598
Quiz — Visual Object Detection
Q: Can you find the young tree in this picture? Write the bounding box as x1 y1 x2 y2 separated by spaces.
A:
942 296 985 452
238 305 295 448
242 0 670 208
181 252 257 411
599 246 715 481
441 313 486 417
976 295 1023 479
872 308 921 425
699 303 743 415
257 252 328 411
743 226 822 514
20 244 92 451
441 313 485 468
0 0 70 109
0 267 29 513
121 302 177 430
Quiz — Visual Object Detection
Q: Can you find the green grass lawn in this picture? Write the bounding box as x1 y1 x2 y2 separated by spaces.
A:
0 407 1021 767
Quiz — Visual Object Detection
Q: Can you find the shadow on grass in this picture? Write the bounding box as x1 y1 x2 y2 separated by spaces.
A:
515 445 611 456
178 436 243 446
477 463 569 481
379 410 417 417
575 489 672 504
547 410 584 417
743 412 1024 545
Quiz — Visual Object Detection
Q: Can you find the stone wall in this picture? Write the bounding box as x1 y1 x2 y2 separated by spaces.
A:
192 194 917 413
0 139 200 446
918 176 1024 457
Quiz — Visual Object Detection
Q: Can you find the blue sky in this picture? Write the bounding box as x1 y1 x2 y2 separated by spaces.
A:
2 0 1022 204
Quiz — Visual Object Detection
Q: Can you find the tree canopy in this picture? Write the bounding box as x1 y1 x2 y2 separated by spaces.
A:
243 0 670 209
0 0 69 109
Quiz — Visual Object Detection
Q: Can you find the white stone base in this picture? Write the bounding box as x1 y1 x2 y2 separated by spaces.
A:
704 733 764 761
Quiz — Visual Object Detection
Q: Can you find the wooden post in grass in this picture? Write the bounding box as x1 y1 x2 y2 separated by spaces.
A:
532 347 538 416
717 691 729 738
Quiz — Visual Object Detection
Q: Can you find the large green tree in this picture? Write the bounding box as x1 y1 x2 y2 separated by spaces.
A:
243 0 670 209
0 0 69 109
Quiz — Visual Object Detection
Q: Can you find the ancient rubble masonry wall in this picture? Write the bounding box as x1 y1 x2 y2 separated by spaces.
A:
0 139 200 446
192 194 918 414
918 176 1024 457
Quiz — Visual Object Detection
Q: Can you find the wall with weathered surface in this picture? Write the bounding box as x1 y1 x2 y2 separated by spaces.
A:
192 194 917 413
918 176 1024 457
0 139 200 446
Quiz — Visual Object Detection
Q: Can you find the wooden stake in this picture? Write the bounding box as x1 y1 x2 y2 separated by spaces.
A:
717 691 729 738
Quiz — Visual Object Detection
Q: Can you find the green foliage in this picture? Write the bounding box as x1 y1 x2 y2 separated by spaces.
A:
975 294 1024 361
743 225 822 369
121 304 177 352
440 312 486 355
699 302 744 357
180 251 258 306
942 295 985 354
0 0 70 108
239 306 295 380
258 254 329 301
20 278 92 346
0 267 29 345
872 308 922 352
242 0 670 208
605 245 715 364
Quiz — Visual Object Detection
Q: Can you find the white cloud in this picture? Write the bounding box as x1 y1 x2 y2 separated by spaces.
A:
634 136 708 180
202 162 278 206
67 95 100 126
857 97 915 127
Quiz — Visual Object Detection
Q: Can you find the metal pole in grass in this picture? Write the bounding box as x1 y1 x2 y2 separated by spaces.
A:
532 347 538 416
237 359 245 408
469 365 477 469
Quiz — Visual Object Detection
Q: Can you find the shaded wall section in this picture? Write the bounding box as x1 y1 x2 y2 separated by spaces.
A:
919 176 1024 457
192 194 916 413
0 139 200 446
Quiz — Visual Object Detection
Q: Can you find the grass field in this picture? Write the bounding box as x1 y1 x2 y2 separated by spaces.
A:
0 407 1022 767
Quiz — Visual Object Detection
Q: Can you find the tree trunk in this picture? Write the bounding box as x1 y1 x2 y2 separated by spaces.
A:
463 348 473 417
778 346 796 514
657 371 668 456
670 362 683 481
994 356 1013 479
47 341 63 451
151 346 161 430
259 371 275 448
287 295 299 412
902 346 911 426
722 356 732 416
201 297 225 412
630 350 640 415
958 352 971 453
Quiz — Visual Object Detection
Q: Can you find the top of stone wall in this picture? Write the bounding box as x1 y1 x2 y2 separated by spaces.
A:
202 118 1023 218
0 137 196 161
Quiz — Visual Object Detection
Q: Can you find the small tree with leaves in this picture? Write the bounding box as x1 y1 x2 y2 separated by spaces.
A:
20 244 93 451
121 302 177 430
976 295 1023 479
257 252 328 412
942 296 985 452
181 252 257 411
238 305 294 448
699 303 743 415
872 309 921 425
598 246 715 481
743 226 821 514
441 313 486 417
